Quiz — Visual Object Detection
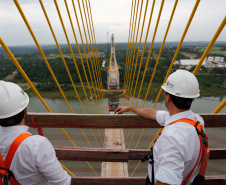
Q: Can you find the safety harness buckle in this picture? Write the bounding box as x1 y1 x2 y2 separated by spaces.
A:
141 147 153 163
196 128 208 148
0 167 14 185
141 154 153 163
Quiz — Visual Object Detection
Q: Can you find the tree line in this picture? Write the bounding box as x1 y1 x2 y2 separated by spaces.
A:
0 45 225 95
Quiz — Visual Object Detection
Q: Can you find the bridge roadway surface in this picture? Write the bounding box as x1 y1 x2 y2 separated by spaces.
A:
101 112 128 177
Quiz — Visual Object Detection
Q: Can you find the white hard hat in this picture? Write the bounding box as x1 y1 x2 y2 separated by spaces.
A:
0 81 29 119
161 69 200 98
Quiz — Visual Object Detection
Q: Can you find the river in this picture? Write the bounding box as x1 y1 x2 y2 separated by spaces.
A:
27 94 226 177
27 94 226 114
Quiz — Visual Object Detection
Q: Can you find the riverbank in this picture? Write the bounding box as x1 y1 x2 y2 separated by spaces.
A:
24 83 226 99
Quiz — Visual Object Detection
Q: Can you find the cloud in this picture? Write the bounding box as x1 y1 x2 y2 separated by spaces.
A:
0 0 225 46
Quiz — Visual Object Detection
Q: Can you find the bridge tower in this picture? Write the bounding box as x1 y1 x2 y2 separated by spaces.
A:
107 34 120 89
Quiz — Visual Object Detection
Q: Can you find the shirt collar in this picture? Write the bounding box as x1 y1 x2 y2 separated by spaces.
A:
0 125 29 134
165 110 195 126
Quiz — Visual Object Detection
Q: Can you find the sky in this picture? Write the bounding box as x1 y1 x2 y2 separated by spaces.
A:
0 0 225 46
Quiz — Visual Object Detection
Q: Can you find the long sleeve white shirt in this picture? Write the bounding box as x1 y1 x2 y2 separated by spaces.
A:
148 110 205 185
0 125 71 185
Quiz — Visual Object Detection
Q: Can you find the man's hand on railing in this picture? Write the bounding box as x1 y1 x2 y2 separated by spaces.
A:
114 106 131 114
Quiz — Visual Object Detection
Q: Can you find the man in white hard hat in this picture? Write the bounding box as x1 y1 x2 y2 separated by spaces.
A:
115 70 205 185
0 81 71 185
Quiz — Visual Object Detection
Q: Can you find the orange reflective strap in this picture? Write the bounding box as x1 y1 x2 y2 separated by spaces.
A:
169 117 198 127
3 133 32 185
199 146 209 176
182 135 202 185
0 154 7 183
169 118 208 185
0 154 7 175
5 133 32 168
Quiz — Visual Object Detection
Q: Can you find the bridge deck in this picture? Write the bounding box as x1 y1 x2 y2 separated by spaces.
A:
101 112 128 177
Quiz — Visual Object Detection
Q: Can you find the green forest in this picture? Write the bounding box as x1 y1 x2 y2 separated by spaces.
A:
0 44 226 98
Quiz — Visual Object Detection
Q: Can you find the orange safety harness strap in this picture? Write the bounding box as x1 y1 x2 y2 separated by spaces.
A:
144 117 209 185
169 118 208 185
0 133 32 185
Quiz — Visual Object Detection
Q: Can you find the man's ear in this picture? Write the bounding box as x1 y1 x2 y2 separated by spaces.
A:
165 93 171 102
25 107 27 116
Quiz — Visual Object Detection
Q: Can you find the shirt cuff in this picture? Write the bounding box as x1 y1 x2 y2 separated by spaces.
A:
155 166 183 185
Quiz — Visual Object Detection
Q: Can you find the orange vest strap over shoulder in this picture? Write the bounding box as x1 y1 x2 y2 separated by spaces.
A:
169 118 209 185
0 133 32 185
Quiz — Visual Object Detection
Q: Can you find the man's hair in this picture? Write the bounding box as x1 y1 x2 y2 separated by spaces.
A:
168 93 193 109
0 109 25 127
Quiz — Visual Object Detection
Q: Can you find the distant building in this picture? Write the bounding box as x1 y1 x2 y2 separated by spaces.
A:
175 56 225 69
205 56 225 68
102 60 106 68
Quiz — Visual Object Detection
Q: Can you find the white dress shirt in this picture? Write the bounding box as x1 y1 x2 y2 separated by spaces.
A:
148 110 204 185
0 125 71 185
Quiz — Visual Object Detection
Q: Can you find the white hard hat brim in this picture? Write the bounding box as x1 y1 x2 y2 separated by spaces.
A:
0 81 29 119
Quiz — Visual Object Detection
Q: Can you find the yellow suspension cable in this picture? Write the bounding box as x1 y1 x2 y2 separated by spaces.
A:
127 0 156 106
86 0 103 93
54 0 101 149
127 0 148 105
213 99 226 113
60 163 76 177
193 16 226 114
126 0 140 103
71 0 103 145
128 129 136 149
125 0 137 97
79 0 100 93
124 129 128 137
126 0 146 146
193 16 226 75
0 37 76 176
64 0 99 115
113 38 118 85
39 0 96 150
122 0 135 106
0 37 51 113
76 0 104 114
109 38 113 88
130 127 163 177
85 0 105 114
14 0 74 113
134 0 179 150
131 0 201 177
126 128 131 143
39 0 85 114
134 128 145 149
72 0 101 102
77 0 103 105
128 0 164 150
14 0 91 153
86 4 104 108
142 0 179 107
127 0 144 106
97 127 103 144
123 0 134 88
125 0 138 103
101 127 104 136
75 0 102 107
131 0 165 107
153 0 201 109
13 1 99 175
53 0 93 114
57 0 100 148
151 3 224 147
